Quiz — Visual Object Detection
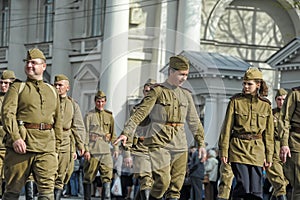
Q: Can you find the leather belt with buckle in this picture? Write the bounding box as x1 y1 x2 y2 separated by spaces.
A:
232 133 262 140
24 123 53 130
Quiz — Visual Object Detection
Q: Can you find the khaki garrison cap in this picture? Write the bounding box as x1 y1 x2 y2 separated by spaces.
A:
275 88 288 99
243 67 263 80
95 90 106 99
24 48 46 61
1 70 16 80
169 55 189 70
144 78 156 87
54 74 69 82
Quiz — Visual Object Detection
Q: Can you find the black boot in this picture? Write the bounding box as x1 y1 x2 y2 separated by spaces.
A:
83 183 92 200
54 188 62 200
277 195 287 200
102 182 111 200
166 199 178 200
140 189 150 200
25 181 35 200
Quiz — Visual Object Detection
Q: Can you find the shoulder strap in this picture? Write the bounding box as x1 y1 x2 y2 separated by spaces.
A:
45 83 58 99
18 82 26 94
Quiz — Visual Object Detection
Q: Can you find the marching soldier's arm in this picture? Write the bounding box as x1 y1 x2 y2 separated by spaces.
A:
122 88 158 140
53 89 63 153
71 101 85 151
185 92 205 148
83 114 90 152
2 83 22 142
218 100 235 159
280 91 295 147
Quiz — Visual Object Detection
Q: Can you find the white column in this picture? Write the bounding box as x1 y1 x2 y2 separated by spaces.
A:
100 0 129 134
175 0 202 52
8 1 28 80
51 1 73 83
204 96 219 148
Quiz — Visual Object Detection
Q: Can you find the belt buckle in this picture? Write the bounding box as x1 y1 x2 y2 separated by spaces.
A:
39 123 45 130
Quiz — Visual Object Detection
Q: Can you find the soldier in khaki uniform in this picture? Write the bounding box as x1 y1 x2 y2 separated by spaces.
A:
114 55 206 200
0 70 16 197
1 48 63 200
53 74 85 199
266 88 288 200
218 67 274 200
279 86 300 200
83 90 119 200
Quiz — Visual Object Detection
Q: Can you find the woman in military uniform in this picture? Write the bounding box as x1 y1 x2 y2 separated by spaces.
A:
218 67 274 200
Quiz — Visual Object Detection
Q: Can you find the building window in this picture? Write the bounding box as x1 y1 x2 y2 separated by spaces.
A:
0 0 9 46
85 0 104 36
44 0 54 41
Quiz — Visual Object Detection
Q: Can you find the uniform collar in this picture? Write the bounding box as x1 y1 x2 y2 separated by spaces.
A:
162 81 178 90
26 78 44 85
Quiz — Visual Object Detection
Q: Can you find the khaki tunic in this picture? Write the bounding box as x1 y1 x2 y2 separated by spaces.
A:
219 93 274 167
279 88 300 199
83 109 117 183
2 80 63 151
1 80 63 199
55 96 85 189
122 81 205 199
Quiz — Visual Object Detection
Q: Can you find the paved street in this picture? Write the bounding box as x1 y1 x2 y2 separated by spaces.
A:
18 196 101 200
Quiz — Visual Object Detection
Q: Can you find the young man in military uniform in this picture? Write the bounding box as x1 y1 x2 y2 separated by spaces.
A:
114 55 206 200
83 90 119 200
0 70 16 197
279 86 300 200
266 88 288 200
1 48 63 200
53 74 86 199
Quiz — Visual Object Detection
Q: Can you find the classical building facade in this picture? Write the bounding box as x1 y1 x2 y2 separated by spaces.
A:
0 0 299 146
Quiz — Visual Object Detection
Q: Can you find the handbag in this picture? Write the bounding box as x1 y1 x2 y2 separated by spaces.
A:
111 176 122 196
203 174 209 183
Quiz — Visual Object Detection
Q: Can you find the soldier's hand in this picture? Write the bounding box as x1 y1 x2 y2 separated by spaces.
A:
113 135 128 146
13 138 26 154
264 160 272 169
198 147 206 162
221 156 228 164
280 146 291 163
73 152 77 160
84 151 91 161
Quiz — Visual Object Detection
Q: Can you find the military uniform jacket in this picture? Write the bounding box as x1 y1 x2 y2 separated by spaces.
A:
122 81 205 151
0 93 5 150
218 93 274 166
1 79 63 152
280 88 300 152
84 108 117 155
59 96 85 153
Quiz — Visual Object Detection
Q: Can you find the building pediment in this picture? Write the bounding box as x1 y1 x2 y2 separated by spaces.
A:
266 37 300 70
